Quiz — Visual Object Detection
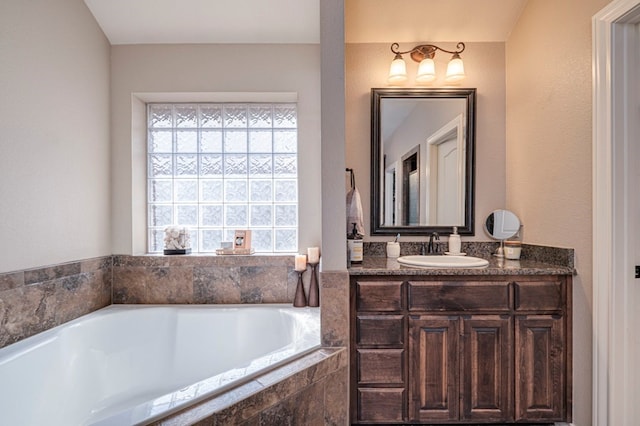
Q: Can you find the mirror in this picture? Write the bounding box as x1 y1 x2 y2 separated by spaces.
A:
371 88 476 235
485 209 520 240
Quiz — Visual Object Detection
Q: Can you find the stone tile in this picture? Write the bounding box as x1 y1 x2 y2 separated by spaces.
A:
214 385 276 424
318 272 349 345
318 271 348 289
0 271 24 292
80 256 112 273
193 267 240 304
258 380 324 425
24 262 81 285
0 281 57 348
193 266 289 304
145 267 194 304
113 255 169 268
53 271 110 325
112 267 148 303
323 366 348 425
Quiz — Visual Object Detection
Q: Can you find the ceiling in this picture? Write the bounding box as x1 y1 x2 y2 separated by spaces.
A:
84 0 528 45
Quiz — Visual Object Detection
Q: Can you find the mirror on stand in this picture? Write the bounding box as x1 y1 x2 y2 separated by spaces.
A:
485 209 521 257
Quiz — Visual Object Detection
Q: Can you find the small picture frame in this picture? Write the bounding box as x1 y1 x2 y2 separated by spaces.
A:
234 230 252 249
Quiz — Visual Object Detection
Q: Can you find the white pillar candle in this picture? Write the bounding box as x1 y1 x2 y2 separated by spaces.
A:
294 254 307 271
307 247 320 263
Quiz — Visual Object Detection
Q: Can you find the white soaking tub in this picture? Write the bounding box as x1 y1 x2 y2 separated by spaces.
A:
0 304 320 425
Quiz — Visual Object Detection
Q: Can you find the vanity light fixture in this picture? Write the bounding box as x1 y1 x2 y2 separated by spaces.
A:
388 42 466 84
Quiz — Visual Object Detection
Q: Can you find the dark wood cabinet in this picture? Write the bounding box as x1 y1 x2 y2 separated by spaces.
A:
409 315 460 422
350 275 572 425
515 315 566 421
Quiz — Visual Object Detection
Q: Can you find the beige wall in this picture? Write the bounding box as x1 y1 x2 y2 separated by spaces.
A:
110 44 322 255
506 0 611 423
346 42 506 241
0 0 111 273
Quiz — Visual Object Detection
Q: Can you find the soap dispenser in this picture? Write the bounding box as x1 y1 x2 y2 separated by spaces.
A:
448 226 462 255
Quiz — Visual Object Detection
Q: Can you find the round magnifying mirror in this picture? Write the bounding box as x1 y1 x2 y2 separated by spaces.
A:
485 209 520 240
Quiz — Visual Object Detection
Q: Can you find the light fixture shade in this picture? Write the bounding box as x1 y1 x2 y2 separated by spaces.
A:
388 54 408 84
416 58 436 83
445 54 465 82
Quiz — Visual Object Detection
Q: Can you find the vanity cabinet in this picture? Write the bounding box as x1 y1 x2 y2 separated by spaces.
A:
350 275 571 425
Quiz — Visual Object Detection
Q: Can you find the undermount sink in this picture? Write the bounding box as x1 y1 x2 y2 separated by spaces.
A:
397 255 489 268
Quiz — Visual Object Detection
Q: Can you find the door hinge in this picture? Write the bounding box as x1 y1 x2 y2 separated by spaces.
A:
636 265 640 279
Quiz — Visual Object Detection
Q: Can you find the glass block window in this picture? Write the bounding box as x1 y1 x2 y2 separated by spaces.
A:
147 103 298 253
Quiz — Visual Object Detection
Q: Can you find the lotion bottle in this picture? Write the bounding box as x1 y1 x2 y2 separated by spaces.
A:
448 226 461 254
347 223 363 263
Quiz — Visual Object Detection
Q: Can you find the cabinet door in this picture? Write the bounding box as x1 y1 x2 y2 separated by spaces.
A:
409 316 459 422
515 315 566 421
461 316 513 422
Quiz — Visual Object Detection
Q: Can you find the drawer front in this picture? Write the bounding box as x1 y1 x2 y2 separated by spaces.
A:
514 280 563 311
358 388 406 422
408 281 510 311
356 280 403 311
357 349 404 385
357 315 405 346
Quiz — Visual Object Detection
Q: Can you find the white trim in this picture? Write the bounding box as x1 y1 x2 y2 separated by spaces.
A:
593 1 640 424
133 92 298 103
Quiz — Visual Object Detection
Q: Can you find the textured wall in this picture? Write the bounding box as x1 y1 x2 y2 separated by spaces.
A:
0 0 111 273
505 0 612 423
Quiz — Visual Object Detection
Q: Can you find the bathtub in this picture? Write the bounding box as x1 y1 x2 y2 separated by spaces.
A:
0 304 320 425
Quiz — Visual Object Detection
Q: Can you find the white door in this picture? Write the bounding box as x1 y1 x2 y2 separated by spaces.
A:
593 2 640 424
434 137 459 224
626 20 640 420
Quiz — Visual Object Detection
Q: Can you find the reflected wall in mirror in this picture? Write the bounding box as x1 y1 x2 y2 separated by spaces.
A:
371 88 476 235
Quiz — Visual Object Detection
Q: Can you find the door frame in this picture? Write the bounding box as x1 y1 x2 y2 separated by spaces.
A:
593 1 640 424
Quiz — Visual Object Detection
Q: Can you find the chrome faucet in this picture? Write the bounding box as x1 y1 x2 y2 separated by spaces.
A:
427 232 440 254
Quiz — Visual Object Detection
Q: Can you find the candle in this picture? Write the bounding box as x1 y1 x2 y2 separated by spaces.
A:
294 254 307 271
307 247 320 263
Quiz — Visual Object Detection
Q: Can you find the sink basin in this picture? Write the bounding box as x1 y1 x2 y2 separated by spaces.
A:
397 255 489 268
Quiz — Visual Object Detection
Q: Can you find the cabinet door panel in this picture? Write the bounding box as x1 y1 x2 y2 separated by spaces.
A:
409 316 459 422
515 315 565 421
358 349 404 385
462 316 513 422
358 388 405 422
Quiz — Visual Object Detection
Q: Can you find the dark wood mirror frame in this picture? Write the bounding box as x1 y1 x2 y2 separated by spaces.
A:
371 88 476 236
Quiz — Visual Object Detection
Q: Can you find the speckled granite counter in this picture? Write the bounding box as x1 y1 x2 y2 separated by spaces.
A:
350 242 575 276
349 256 574 276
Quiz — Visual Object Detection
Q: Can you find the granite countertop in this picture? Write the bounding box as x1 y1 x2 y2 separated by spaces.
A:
348 256 574 276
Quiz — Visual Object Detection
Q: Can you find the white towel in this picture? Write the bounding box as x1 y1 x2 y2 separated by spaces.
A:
346 186 365 237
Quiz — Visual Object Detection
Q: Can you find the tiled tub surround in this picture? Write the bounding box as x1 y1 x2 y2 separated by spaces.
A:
0 256 112 348
0 254 349 425
112 255 302 304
